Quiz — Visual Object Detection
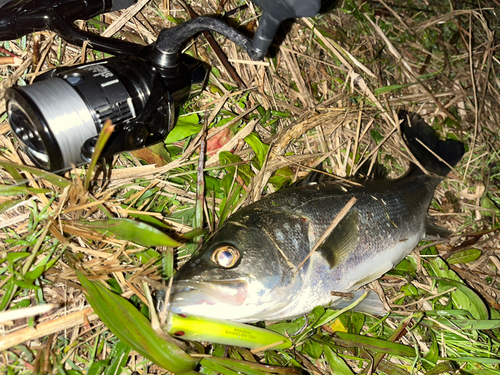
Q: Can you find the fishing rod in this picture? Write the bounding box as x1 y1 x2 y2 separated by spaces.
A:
0 0 320 172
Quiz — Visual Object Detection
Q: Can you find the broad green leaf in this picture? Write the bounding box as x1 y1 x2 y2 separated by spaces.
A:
88 359 109 375
126 210 171 230
136 249 161 264
401 283 419 296
269 167 293 189
447 249 482 264
166 15 184 24
244 132 269 169
212 343 226 357
0 161 70 189
350 312 365 334
79 218 181 247
426 256 461 283
301 340 323 359
390 259 416 276
77 271 198 374
165 113 201 143
0 185 51 196
205 175 224 196
323 345 354 375
433 277 489 320
24 263 45 282
233 348 256 363
481 195 500 217
313 292 369 329
146 143 172 163
14 279 40 289
267 320 303 336
370 129 383 144
0 279 15 310
7 252 30 264
14 299 31 309
423 331 438 367
491 307 500 319
427 257 488 319
219 151 254 185
332 332 416 357
424 362 458 375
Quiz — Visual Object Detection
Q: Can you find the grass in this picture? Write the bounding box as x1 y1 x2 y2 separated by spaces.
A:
1 0 500 373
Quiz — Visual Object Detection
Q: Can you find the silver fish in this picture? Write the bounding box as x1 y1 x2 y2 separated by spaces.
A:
170 111 464 323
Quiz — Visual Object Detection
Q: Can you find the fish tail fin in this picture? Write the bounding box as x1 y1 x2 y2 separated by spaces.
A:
399 110 465 177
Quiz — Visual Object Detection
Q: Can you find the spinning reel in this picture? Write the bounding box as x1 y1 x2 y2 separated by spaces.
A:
0 0 320 172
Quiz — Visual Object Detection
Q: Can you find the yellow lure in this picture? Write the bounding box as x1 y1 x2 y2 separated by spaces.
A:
165 313 292 350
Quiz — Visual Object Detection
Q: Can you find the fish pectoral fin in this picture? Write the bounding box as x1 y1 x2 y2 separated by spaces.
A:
318 209 359 269
330 290 387 316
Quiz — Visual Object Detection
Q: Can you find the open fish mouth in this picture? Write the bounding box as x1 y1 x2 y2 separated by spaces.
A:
170 280 249 310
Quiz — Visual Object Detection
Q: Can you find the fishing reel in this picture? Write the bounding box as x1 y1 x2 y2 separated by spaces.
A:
0 0 320 172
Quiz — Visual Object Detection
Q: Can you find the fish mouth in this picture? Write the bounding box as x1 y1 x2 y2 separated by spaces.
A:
170 280 249 310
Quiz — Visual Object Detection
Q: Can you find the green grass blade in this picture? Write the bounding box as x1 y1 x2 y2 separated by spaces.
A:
451 357 500 364
87 359 109 375
332 332 416 357
200 357 301 375
423 362 458 375
77 271 199 374
0 185 52 196
104 341 131 375
0 161 70 189
199 358 240 375
0 198 23 214
79 218 181 247
447 249 482 264
323 345 354 375
84 119 114 191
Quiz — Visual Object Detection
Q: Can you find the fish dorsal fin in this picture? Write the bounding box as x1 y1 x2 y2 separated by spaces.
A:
318 210 359 269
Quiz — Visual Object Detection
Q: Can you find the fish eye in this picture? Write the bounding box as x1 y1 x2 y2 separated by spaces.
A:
211 245 240 268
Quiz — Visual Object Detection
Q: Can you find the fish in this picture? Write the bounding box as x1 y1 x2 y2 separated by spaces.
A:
169 111 465 323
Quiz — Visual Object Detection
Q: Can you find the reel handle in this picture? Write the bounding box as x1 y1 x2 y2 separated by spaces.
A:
0 0 142 55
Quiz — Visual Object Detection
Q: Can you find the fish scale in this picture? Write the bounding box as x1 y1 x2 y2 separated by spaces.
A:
169 111 465 323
